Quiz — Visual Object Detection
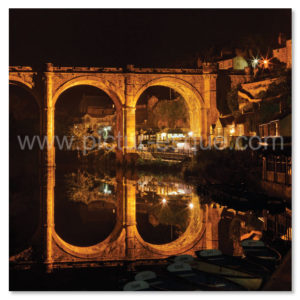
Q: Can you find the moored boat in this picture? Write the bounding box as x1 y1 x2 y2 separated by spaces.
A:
241 240 282 269
167 262 245 291
172 254 263 290
123 280 153 291
135 270 196 291
195 249 271 276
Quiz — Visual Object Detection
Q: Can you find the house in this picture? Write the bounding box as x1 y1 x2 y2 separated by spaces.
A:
272 39 292 69
217 56 249 71
81 113 115 131
259 113 291 138
77 94 116 132
211 115 235 148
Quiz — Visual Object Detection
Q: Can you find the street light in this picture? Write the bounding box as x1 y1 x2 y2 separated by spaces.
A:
251 57 260 68
261 57 270 69
162 198 167 205
189 202 194 209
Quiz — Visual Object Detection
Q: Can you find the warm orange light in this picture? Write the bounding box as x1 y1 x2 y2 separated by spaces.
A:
261 58 270 68
189 203 194 209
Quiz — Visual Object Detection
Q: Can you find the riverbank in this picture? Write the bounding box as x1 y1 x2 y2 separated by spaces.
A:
55 148 291 207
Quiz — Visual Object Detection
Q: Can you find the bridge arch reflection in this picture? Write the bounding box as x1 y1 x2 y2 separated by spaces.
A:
9 84 41 256
41 168 210 266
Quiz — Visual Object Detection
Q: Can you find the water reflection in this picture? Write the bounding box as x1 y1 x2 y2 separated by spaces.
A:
55 170 117 246
9 85 40 256
136 175 193 244
10 166 291 269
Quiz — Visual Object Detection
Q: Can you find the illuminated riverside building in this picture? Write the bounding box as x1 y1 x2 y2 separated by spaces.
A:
137 176 193 196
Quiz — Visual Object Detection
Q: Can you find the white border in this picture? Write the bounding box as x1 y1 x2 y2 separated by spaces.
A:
1 1 298 299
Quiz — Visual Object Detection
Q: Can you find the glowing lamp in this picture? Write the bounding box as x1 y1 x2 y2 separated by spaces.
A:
251 57 260 68
189 203 194 209
188 131 193 137
162 198 167 205
251 58 259 68
262 59 269 68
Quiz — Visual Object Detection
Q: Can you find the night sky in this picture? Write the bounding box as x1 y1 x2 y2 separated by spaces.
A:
9 9 291 67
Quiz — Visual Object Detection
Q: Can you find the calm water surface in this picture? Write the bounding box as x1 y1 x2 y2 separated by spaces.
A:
10 165 291 260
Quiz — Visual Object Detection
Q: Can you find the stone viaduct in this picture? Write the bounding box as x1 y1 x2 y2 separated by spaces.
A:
9 63 220 165
9 63 249 269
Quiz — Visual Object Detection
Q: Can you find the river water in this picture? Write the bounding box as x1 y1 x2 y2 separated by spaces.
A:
10 165 291 261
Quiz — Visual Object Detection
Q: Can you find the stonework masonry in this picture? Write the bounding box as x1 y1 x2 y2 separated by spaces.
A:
9 63 251 268
9 64 222 160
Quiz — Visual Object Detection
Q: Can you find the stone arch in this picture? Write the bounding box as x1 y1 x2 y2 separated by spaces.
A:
9 77 41 109
134 193 205 256
132 77 205 137
52 75 125 157
52 76 124 111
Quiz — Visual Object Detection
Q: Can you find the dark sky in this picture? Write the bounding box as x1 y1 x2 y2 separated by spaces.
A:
9 9 291 67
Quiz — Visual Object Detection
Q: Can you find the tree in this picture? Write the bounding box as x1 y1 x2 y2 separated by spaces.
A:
150 97 189 129
68 123 99 156
65 171 115 205
226 85 240 113
257 75 291 123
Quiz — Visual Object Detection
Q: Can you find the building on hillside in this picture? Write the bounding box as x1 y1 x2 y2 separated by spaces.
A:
259 113 291 138
211 111 262 148
211 115 235 148
272 37 292 69
81 113 115 131
77 94 116 132
217 56 249 71
217 57 234 70
79 94 115 114
238 76 290 136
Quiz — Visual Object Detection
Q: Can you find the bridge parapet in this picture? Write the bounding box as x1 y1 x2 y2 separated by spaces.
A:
9 65 218 75
9 66 33 72
129 66 205 74
51 66 124 73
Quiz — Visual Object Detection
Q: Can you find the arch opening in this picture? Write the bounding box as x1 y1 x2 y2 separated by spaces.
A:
9 85 40 256
55 85 119 162
134 78 205 153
